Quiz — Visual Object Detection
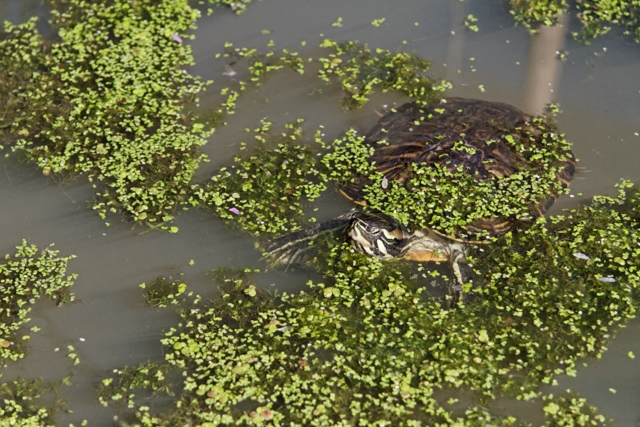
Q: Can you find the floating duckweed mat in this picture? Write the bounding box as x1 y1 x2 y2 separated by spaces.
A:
507 0 640 43
0 241 76 363
508 0 567 28
321 114 573 239
0 379 58 427
317 40 447 109
195 120 326 236
97 184 640 425
542 392 609 426
467 182 640 395
575 0 640 43
220 42 305 84
0 0 212 227
97 361 170 408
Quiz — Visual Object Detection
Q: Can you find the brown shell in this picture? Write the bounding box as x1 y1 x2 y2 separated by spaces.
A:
340 97 576 237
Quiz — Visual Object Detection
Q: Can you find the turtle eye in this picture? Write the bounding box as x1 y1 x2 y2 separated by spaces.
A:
348 219 378 250
351 218 379 236
363 222 382 235
347 218 399 260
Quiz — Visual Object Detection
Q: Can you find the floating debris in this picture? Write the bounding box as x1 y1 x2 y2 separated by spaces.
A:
572 252 591 260
223 64 237 76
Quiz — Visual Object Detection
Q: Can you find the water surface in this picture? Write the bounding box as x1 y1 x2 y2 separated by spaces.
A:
1 0 640 425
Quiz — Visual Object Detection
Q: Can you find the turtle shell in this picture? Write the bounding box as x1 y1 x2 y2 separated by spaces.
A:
340 97 576 238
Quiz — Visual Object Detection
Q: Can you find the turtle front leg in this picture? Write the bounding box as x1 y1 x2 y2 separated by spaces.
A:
448 243 468 307
400 231 469 307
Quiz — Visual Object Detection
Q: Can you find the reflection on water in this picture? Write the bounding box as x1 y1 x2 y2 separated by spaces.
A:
445 0 465 83
1 0 640 425
523 14 568 114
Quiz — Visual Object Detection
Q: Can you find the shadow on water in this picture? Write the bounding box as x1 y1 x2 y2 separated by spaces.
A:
1 0 640 425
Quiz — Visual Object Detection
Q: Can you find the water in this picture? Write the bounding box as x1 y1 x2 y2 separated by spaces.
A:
1 0 640 425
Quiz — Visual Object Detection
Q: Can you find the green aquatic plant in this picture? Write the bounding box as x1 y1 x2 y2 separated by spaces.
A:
507 0 640 43
434 182 640 397
317 39 448 109
0 241 76 363
0 379 59 427
0 0 212 227
220 42 305 85
464 14 480 32
575 0 640 43
508 0 567 29
97 183 639 425
97 362 170 408
194 119 326 236
542 392 609 426
140 277 188 308
0 240 77 424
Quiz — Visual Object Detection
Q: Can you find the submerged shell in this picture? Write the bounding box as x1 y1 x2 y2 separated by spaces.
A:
340 97 576 238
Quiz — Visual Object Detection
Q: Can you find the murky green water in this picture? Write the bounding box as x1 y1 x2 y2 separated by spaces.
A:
1 0 640 425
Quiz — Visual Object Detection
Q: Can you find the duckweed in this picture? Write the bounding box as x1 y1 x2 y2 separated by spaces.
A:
97 362 170 409
317 40 447 109
575 0 640 43
220 43 305 84
1 0 212 226
507 0 640 43
98 183 639 425
195 120 326 235
0 241 76 363
140 277 188 307
196 40 451 236
0 379 58 427
542 392 609 426
464 14 480 32
508 0 567 30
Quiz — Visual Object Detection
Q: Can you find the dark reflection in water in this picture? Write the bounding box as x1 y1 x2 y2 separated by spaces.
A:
1 0 639 425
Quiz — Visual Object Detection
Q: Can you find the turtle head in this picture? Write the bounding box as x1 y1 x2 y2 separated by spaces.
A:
347 212 407 259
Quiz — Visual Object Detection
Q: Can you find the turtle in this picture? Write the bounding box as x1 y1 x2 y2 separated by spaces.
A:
265 97 576 290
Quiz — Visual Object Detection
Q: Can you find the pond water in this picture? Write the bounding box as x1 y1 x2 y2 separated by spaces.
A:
1 0 640 425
